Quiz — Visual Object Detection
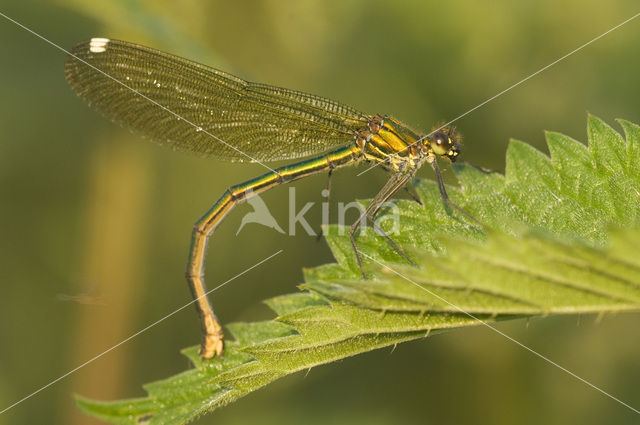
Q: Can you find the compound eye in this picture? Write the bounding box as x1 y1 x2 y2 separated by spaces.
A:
431 130 452 155
433 131 448 146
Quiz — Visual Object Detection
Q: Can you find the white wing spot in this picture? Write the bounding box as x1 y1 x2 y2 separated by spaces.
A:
89 38 110 53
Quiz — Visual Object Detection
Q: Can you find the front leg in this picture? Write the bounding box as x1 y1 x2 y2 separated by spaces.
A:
429 156 480 224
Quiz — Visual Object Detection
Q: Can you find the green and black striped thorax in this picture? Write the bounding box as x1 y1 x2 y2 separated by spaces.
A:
356 114 461 172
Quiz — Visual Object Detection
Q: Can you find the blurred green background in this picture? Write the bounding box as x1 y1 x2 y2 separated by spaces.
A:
1 1 639 424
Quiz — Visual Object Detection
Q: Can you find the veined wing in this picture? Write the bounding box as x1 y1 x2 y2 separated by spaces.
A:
65 38 369 162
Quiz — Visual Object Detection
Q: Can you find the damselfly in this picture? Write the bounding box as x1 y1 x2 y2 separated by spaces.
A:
65 38 471 359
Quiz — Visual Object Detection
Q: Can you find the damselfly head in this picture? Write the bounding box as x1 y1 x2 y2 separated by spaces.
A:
428 126 461 162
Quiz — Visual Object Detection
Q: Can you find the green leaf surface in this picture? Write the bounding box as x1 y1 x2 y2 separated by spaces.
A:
77 116 640 424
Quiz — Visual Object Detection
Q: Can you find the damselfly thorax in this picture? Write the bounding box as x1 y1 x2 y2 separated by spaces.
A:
356 114 461 172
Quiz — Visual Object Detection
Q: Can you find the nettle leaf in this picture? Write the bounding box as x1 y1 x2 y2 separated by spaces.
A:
77 116 640 424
